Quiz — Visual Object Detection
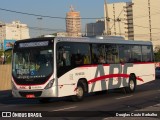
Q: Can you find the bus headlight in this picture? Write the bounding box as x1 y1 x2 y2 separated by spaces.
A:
44 79 54 89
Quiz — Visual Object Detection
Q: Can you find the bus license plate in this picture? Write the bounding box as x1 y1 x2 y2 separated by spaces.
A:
26 94 35 98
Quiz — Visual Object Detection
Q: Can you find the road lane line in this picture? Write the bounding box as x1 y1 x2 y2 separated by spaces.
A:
116 95 133 100
52 106 77 111
103 117 113 120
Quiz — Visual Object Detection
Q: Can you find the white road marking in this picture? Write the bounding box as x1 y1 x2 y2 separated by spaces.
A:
116 95 133 100
103 117 113 120
52 106 77 111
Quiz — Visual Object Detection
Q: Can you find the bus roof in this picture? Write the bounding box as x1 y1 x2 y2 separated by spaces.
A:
15 36 152 46
56 37 152 46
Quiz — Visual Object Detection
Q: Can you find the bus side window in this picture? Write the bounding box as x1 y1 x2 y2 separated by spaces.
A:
118 45 131 63
98 55 105 64
131 45 142 62
71 54 83 66
92 44 105 64
105 44 118 64
57 46 68 67
92 53 98 64
142 46 152 62
84 55 90 64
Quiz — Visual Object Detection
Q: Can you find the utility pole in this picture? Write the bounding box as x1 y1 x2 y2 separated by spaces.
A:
117 18 121 35
104 0 111 35
92 23 95 36
148 0 152 41
37 17 43 37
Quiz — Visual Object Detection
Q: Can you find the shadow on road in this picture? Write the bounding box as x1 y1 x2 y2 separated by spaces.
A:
0 79 159 106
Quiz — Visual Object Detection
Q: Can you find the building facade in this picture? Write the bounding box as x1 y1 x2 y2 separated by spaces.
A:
132 0 160 48
66 6 81 37
0 21 30 41
57 32 68 37
104 2 134 40
86 20 105 36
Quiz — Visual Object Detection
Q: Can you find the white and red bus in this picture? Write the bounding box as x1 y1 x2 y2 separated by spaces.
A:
12 36 155 102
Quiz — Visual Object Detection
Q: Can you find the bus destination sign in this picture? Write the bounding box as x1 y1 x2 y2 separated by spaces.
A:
19 41 49 48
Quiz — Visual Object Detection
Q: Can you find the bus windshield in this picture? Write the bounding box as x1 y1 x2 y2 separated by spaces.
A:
12 47 53 79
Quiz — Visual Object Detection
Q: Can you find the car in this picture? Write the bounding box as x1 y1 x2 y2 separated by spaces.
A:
155 67 160 78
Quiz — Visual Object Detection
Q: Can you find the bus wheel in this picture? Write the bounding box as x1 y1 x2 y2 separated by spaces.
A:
72 83 84 102
125 75 136 93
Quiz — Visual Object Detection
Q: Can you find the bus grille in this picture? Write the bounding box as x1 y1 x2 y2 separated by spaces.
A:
19 91 42 97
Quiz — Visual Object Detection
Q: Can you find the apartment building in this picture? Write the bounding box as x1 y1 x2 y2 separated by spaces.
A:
133 0 160 48
0 21 30 41
66 6 81 37
104 2 134 40
86 20 105 36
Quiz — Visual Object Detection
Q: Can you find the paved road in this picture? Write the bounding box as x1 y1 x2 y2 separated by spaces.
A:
0 79 160 120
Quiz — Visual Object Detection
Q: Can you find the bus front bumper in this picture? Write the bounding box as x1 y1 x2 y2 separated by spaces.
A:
12 86 57 98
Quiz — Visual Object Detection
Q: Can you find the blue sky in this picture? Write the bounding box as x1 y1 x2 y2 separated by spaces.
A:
0 0 131 37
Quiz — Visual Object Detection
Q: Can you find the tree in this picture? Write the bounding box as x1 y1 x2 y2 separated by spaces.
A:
154 46 160 62
4 49 12 64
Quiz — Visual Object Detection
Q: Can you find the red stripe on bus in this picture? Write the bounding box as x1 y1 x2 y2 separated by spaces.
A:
136 76 143 81
88 74 143 84
79 62 154 68
134 62 154 64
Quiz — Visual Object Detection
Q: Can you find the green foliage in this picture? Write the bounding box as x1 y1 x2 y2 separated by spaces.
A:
52 33 57 36
0 50 3 56
154 46 160 62
0 49 12 64
5 50 12 64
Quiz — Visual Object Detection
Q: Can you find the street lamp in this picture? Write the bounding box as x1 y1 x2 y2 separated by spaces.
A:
37 17 43 37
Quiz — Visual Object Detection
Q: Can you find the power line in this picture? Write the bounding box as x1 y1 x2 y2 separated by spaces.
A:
0 8 65 19
108 17 160 30
1 7 160 28
0 8 103 20
132 0 160 13
29 23 160 36
29 26 65 32
134 12 160 19
1 7 160 38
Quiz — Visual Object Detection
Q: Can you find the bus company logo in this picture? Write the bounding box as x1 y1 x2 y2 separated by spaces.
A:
89 63 143 92
19 86 27 89
2 112 11 117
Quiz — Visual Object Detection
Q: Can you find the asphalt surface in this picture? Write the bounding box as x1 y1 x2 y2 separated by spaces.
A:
0 79 159 120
